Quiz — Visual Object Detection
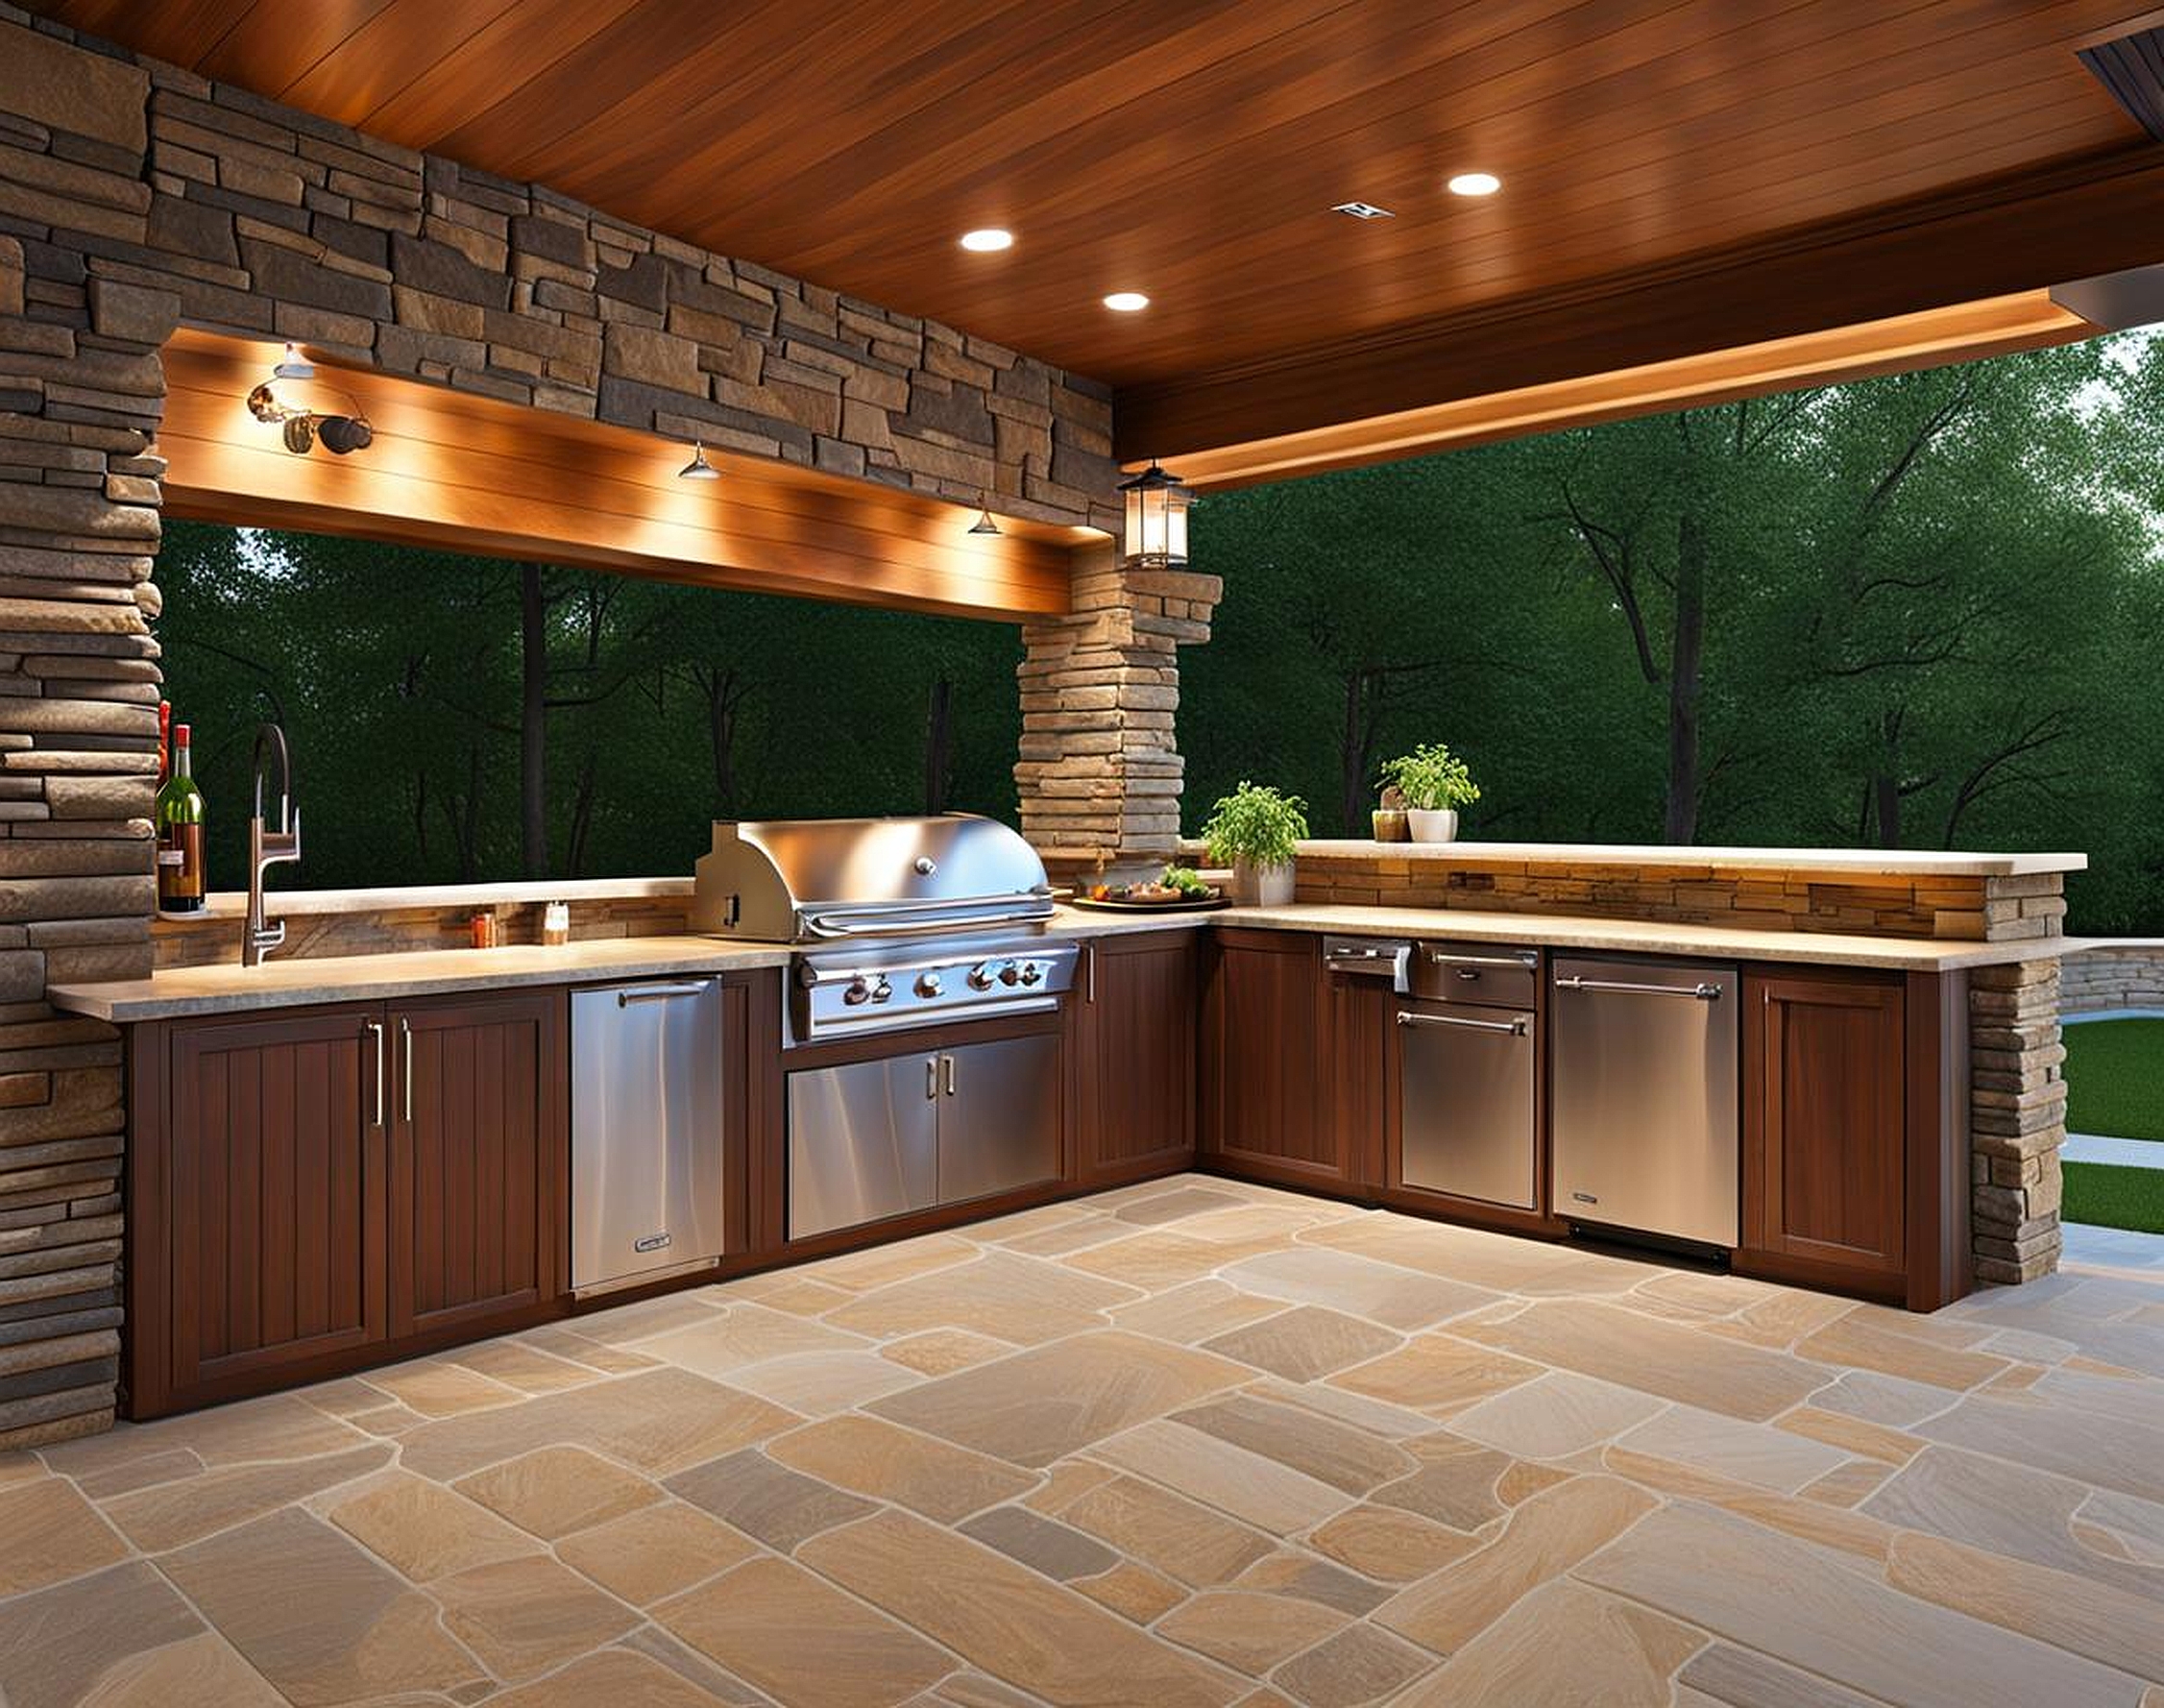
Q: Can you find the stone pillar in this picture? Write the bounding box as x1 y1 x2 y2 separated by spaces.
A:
0 23 167 1449
1969 960 2065 1285
1016 548 1221 882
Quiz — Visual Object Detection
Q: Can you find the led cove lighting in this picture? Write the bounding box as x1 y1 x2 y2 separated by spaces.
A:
959 229 1013 252
1103 292 1150 312
1447 172 1501 197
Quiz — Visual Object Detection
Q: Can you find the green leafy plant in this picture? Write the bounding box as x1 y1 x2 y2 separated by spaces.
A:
1160 865 1213 899
1200 781 1309 867
1381 743 1481 812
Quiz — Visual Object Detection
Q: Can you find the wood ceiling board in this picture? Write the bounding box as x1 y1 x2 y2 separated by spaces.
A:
158 331 1081 619
34 0 2154 392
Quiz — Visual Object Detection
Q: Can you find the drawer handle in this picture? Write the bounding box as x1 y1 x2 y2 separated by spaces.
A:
1429 950 1537 969
618 984 709 1005
1556 975 1723 1001
1397 1011 1528 1037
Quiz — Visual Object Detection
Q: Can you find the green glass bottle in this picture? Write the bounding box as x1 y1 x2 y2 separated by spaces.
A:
155 721 207 915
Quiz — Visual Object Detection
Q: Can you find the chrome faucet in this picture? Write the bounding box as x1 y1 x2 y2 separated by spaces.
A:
244 722 301 966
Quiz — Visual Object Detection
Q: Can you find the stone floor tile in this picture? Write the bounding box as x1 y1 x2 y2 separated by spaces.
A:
1203 1305 1401 1383
1228 1548 1389 1616
1110 1278 1289 1345
445 1336 602 1395
0 1475 126 1595
959 1503 1122 1580
452 1443 661 1540
515 1325 660 1374
1061 1229 1242 1291
1600 1448 1894 1567
870 1330 1249 1467
430 1553 640 1683
1269 1621 1439 1708
68 1393 365 1472
1808 1367 1960 1427
397 1367 801 1480
666 1446 879 1549
1059 1471 1277 1587
328 1471 536 1581
769 1412 1034 1522
1394 1578 1701 1707
1114 1184 1252 1225
571 1292 726 1346
61 1443 203 1501
484 1647 732 1708
990 1214 1134 1258
801 1231 982 1292
1773 1403 1925 1465
720 1348 925 1415
0 1561 203 1708
1222 1247 1496 1331
1699 1288 1854 1351
617 1623 775 1704
1582 1501 2146 1708
1300 1213 1644 1298
1796 1460 1891 1507
798 1507 1247 1706
1172 1390 1415 1495
70 1630 285 1707
632 1302 869 1378
1305 1503 1481 1582
1793 1311 2011 1391
1156 1589 1349 1676
554 1499 754 1604
1366 1435 1516 1531
715 1270 855 1315
1024 1458 1121 1514
1089 1418 1356 1535
159 1508 487 1702
1447 1370 1667 1461
1612 1403 1849 1493
97 1443 392 1552
1675 1642 1885 1708
656 1554 955 1708
1374 1474 1654 1653
1915 1387 2164 1504
879 1328 1017 1376
361 1358 526 1419
1886 1527 2164 1680
1325 1332 1544 1414
826 1248 1140 1345
1073 1555 1189 1623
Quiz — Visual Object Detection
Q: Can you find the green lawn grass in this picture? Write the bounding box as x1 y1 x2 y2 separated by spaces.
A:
2062 1159 2164 1235
2063 1018 2164 1142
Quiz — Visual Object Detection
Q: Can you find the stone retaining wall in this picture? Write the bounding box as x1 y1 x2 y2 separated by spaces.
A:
2059 940 2164 1013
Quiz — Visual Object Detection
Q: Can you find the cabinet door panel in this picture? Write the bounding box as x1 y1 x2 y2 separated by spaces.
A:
1204 932 1335 1180
169 1009 384 1394
1744 970 1905 1279
1073 934 1198 1183
391 988 563 1338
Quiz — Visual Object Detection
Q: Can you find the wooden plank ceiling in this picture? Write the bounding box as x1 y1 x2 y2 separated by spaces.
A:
158 329 1088 621
33 1 2164 474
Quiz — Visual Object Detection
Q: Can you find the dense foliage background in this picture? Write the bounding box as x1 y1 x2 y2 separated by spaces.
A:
156 331 2164 930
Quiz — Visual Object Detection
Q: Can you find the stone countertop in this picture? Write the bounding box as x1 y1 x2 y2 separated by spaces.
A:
1205 840 2088 878
1214 904 2093 971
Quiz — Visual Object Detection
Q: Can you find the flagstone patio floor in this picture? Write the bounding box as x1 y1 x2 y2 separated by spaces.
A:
4 1174 2163 1707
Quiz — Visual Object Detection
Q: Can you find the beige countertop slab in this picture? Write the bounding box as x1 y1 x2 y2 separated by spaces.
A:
1220 840 2087 879
1213 904 2092 971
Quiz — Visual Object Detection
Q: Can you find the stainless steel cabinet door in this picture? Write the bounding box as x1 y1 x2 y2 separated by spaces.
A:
1550 957 1738 1248
937 1033 1060 1205
788 1054 939 1239
1397 1001 1536 1208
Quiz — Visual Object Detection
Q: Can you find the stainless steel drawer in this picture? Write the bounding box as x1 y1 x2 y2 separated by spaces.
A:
1396 999 1537 1208
1408 940 1540 1009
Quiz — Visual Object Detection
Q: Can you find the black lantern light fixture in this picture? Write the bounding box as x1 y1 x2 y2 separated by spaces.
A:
1119 459 1192 568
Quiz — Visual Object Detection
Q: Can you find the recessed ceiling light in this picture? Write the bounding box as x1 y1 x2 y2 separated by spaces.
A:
960 229 1013 252
1331 201 1395 220
1103 292 1150 312
1447 172 1501 197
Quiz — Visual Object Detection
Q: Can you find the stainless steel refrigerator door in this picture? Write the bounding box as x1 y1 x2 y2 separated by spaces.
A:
936 1032 1061 1206
1396 1001 1537 1208
571 979 726 1293
788 1052 940 1239
1550 956 1739 1248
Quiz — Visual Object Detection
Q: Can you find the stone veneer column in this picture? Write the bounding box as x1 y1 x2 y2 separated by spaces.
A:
0 23 168 1449
1016 552 1221 881
1969 960 2066 1285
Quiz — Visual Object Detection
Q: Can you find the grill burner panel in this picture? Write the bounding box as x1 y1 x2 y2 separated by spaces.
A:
793 933 1079 1045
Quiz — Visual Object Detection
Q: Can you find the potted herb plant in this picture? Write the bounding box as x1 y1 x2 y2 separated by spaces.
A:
1200 781 1308 906
1381 744 1480 843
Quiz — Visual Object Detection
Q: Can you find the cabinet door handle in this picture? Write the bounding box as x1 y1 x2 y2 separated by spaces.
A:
942 1054 957 1096
366 1019 384 1128
1085 941 1097 1005
400 1016 413 1122
926 1057 938 1101
1397 1010 1528 1037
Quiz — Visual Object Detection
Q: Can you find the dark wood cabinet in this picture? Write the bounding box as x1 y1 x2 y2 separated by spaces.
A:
1069 931 1199 1186
1322 964 1390 1191
1741 966 1907 1287
389 988 566 1340
1202 930 1355 1188
159 1007 388 1404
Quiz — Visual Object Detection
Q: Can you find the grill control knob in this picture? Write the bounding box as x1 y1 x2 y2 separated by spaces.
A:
1018 962 1042 987
967 964 997 991
998 963 1020 987
843 977 872 1007
869 976 893 1003
915 971 943 998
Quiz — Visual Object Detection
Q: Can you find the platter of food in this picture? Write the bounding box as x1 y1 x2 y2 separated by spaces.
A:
1065 866 1228 913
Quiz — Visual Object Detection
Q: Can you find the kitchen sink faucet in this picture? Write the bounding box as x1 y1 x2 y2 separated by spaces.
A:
244 721 301 966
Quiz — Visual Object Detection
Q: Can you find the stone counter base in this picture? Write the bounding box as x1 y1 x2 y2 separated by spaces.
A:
1970 960 2065 1285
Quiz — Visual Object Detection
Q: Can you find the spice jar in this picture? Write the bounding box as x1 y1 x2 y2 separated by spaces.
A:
542 901 570 946
469 912 499 949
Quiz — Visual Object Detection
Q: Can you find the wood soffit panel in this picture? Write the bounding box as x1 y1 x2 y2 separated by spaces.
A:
35 2 2164 468
157 330 1087 620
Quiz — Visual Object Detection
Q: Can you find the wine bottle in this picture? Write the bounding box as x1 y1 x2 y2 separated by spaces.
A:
156 721 207 915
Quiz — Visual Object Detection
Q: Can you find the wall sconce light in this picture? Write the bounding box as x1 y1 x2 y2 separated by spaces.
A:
967 498 1000 536
272 342 316 380
678 441 721 480
1119 459 1192 568
247 377 373 457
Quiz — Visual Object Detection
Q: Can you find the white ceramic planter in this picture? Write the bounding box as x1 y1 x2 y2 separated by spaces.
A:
1231 858 1297 907
1407 808 1460 843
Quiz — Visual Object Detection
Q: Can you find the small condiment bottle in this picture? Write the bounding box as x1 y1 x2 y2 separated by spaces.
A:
541 901 570 946
469 912 497 949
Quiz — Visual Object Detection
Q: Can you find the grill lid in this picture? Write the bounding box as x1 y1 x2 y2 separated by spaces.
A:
691 815 1053 940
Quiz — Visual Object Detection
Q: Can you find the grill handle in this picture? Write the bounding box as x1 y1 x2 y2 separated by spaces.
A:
800 890 1056 939
1555 975 1724 1002
1397 1010 1529 1037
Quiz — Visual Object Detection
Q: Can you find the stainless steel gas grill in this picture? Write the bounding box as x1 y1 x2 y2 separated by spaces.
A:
690 815 1077 1240
690 815 1077 1045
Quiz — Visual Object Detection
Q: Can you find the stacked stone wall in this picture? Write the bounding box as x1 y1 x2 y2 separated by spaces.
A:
1970 960 2065 1285
2058 941 2164 1013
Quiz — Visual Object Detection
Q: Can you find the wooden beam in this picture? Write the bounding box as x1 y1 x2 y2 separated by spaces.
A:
156 330 1096 621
